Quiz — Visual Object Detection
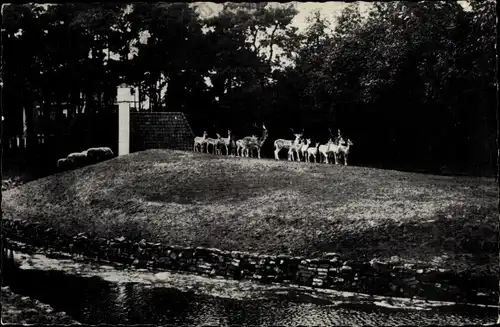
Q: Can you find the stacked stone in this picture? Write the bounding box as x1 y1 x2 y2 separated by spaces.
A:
2 218 497 305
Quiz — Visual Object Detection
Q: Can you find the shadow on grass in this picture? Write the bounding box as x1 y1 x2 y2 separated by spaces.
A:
314 203 498 275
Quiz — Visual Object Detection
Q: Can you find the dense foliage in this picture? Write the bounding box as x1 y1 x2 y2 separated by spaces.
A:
2 1 496 175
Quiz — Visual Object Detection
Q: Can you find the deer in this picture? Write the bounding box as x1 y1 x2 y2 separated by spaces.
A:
235 139 245 157
298 138 311 161
205 134 222 155
236 135 257 157
306 142 320 163
318 138 334 164
217 130 232 156
296 139 306 161
288 136 304 162
242 124 268 159
194 131 208 152
215 134 223 155
326 129 347 165
229 139 237 156
337 139 354 166
274 129 303 161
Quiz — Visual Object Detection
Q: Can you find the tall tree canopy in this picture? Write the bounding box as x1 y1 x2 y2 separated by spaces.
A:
2 1 496 176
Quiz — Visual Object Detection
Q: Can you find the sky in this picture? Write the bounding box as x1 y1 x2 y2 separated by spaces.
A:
195 2 470 32
194 2 370 31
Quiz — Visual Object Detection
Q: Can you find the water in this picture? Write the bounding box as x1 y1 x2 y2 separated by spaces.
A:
3 252 497 326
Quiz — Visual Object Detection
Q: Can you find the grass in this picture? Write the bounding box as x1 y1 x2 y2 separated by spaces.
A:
1 287 77 324
2 149 498 274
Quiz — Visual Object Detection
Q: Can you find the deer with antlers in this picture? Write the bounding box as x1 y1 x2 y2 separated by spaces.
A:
306 142 320 163
193 131 208 152
242 124 268 159
274 128 303 161
205 134 222 155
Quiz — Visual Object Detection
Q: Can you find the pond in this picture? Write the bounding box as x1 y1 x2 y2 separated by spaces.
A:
2 252 497 326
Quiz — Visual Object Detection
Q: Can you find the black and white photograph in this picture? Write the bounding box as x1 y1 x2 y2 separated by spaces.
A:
1 1 498 325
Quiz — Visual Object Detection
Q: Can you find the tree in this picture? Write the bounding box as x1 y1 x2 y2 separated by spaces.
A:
2 4 47 147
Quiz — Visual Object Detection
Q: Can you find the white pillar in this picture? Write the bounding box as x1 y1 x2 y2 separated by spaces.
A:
118 101 130 156
117 85 133 156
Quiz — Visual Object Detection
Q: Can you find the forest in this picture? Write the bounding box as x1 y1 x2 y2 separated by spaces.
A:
1 1 497 176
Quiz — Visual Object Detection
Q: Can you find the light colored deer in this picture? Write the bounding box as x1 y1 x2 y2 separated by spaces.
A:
337 139 354 165
306 142 320 163
236 135 257 157
296 139 306 161
235 139 244 157
205 134 221 154
193 131 208 152
298 138 311 161
319 139 334 164
217 130 232 156
288 137 303 162
243 124 268 159
274 129 303 161
327 129 346 164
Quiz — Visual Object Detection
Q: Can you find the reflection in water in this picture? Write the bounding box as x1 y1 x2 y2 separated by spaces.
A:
3 266 497 326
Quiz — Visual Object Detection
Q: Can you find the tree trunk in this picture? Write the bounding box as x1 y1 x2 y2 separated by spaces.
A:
22 96 37 150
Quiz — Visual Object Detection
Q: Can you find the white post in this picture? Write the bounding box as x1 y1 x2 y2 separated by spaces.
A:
117 84 132 156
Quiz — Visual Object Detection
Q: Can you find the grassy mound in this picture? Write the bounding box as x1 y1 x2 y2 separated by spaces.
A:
2 149 498 273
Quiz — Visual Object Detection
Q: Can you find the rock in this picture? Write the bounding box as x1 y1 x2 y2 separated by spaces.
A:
390 256 401 263
343 260 353 266
403 276 419 287
313 278 323 286
404 263 415 270
331 277 344 283
370 259 390 273
318 268 328 275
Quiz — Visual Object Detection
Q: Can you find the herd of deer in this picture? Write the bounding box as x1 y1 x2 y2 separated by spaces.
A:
193 124 354 165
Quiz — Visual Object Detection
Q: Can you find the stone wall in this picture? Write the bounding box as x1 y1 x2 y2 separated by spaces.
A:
130 112 194 152
2 218 497 305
